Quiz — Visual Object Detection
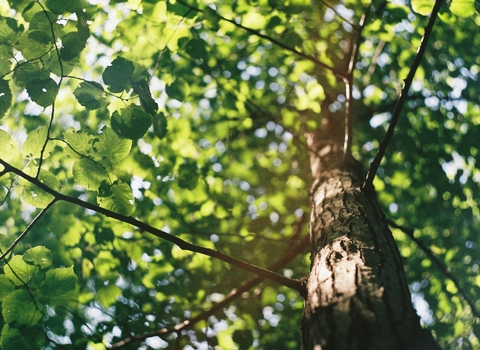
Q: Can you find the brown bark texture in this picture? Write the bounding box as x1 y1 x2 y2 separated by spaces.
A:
301 158 440 350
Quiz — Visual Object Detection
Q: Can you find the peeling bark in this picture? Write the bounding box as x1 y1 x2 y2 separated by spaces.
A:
301 158 440 350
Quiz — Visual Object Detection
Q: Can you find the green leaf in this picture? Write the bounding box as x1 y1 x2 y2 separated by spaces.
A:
21 170 60 208
0 16 24 44
97 180 134 215
28 11 54 44
73 81 106 110
1 324 45 350
102 57 134 92
72 158 108 190
203 6 220 31
450 0 476 16
153 112 168 139
3 289 43 326
46 0 79 14
40 266 77 306
12 61 50 88
60 31 88 61
411 0 435 15
0 47 12 76
165 78 190 101
111 106 152 140
0 79 12 118
178 159 199 190
26 78 59 107
0 276 15 302
22 126 54 161
15 34 51 60
23 246 52 268
0 130 19 167
185 38 207 59
97 284 121 308
64 131 96 158
4 256 38 286
95 127 132 163
131 79 158 115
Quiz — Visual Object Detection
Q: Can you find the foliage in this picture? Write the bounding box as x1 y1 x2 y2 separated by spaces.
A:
0 0 479 349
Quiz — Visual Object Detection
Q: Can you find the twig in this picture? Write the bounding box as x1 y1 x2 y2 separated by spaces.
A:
318 0 355 28
362 0 444 189
173 0 345 80
387 219 480 319
109 234 310 348
343 1 372 157
0 199 57 261
0 159 304 293
35 1 64 177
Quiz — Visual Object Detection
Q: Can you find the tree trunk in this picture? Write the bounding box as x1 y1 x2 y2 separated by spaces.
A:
301 157 440 349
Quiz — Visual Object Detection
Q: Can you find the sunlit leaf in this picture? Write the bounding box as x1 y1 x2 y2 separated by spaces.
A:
73 81 106 110
22 126 54 161
411 0 434 15
72 158 108 190
0 129 18 165
64 131 96 158
4 256 38 286
23 246 53 268
0 276 14 301
450 0 476 16
97 180 134 215
97 284 121 308
40 266 78 306
3 289 43 326
95 127 132 163
21 170 60 208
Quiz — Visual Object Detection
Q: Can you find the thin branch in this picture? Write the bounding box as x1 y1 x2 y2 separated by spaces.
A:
173 0 345 80
109 233 310 348
343 2 372 157
362 0 443 189
318 0 355 28
35 1 64 177
387 220 480 319
364 40 386 86
0 159 304 293
0 199 57 261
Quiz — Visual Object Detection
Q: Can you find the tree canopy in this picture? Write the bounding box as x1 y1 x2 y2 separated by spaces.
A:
0 0 479 349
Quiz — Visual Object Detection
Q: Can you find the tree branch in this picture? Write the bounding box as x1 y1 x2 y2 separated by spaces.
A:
0 199 56 261
388 219 480 319
362 0 444 189
0 159 304 293
173 0 345 79
343 2 372 157
109 233 310 348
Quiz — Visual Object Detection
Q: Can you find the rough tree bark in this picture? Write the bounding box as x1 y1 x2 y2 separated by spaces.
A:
301 109 440 349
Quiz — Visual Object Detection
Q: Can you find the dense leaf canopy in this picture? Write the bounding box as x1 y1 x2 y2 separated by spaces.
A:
0 0 479 349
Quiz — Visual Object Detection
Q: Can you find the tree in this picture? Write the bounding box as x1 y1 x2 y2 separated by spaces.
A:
0 0 479 348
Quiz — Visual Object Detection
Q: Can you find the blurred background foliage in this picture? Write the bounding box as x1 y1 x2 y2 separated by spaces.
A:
0 0 479 349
